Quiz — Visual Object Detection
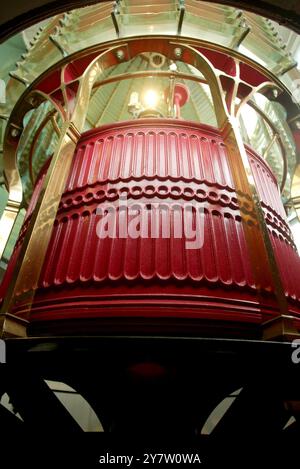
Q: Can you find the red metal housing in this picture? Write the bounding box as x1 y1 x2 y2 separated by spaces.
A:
2 119 300 336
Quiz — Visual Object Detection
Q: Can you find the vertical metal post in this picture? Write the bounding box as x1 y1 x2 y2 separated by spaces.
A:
0 122 80 336
178 43 298 339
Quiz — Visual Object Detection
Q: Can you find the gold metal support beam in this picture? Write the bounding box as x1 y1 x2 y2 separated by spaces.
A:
220 117 298 340
0 122 81 337
176 43 298 340
231 120 299 339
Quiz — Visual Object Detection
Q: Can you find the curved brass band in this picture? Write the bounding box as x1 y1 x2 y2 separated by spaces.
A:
0 37 298 339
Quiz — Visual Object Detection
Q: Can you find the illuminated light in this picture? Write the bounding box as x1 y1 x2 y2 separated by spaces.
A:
143 89 159 108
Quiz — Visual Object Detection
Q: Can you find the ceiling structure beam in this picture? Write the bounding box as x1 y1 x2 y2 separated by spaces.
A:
1 0 300 44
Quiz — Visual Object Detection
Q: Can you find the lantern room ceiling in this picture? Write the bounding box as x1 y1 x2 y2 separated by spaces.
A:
1 0 300 42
